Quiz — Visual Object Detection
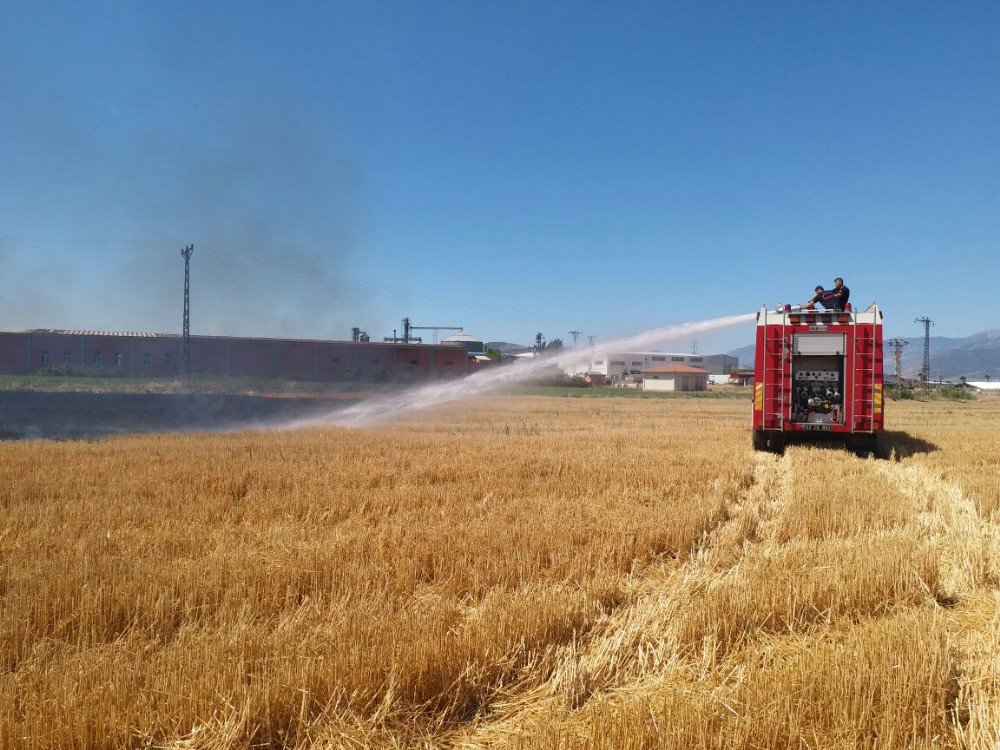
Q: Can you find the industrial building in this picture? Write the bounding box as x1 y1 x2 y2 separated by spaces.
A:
641 363 710 392
564 351 737 381
0 329 479 382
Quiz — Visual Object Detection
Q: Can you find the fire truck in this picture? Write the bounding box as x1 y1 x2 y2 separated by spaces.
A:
752 303 883 454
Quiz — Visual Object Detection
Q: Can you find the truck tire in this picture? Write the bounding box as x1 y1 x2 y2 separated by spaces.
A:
854 434 878 458
752 430 768 452
768 433 786 455
753 430 785 454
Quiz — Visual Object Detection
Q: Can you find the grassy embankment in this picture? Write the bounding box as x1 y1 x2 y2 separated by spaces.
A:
0 372 749 400
0 373 395 395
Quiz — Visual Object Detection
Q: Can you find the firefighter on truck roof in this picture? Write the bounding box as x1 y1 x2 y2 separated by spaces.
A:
830 277 850 310
803 285 837 310
802 278 850 311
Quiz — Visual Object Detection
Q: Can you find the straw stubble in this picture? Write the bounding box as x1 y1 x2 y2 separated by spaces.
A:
1 396 998 748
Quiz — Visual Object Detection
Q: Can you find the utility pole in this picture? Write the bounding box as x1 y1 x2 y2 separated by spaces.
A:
887 338 908 387
587 335 597 347
915 317 933 386
691 340 699 355
180 244 194 378
568 330 582 347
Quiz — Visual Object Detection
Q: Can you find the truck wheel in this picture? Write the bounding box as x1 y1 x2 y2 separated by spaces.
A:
854 434 878 458
769 433 786 455
753 431 784 454
752 430 768 452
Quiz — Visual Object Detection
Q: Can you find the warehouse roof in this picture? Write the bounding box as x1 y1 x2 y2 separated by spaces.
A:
641 364 710 374
27 328 163 337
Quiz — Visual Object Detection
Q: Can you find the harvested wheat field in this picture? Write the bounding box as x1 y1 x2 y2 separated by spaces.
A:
1 395 998 749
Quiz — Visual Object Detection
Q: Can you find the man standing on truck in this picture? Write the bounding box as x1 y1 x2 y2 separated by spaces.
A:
830 277 850 310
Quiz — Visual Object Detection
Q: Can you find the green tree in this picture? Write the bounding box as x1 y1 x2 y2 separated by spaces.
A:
544 338 563 350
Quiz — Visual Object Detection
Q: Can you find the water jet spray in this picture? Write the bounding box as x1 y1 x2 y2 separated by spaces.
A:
295 312 756 429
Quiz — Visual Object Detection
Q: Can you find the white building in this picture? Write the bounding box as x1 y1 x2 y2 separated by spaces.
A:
564 351 737 381
966 381 1000 395
642 364 710 391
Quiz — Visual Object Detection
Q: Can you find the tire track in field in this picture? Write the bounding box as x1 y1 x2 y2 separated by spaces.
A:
444 452 787 748
445 448 1000 750
872 459 1000 749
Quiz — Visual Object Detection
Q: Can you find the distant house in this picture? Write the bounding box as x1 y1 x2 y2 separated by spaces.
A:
641 364 709 392
728 369 755 386
708 371 753 386
564 351 737 381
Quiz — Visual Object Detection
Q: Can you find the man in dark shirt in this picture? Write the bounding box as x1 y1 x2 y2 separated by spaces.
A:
804 286 837 310
830 277 850 310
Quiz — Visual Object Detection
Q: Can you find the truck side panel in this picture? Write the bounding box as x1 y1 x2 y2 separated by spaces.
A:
753 321 789 431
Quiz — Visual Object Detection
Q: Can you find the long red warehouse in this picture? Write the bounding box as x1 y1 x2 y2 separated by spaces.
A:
0 329 476 382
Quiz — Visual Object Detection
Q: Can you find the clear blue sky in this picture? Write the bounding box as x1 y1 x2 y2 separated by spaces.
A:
2 2 997 352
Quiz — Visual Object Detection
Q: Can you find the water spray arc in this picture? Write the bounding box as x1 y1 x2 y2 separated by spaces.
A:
303 312 756 429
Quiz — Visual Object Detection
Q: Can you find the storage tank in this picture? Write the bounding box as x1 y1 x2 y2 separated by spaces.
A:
441 330 485 355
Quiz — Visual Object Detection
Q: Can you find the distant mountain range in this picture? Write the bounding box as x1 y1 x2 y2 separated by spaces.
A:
728 329 1000 380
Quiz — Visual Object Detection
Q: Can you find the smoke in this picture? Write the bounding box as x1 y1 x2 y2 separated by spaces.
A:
296 312 756 428
0 54 367 338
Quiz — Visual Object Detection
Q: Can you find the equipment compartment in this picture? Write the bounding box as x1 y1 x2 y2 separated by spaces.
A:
791 354 845 425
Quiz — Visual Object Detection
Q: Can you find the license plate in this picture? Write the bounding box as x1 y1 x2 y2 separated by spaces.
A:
801 424 831 431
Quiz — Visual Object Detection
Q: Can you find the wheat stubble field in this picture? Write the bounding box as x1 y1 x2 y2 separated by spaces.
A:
1 396 998 749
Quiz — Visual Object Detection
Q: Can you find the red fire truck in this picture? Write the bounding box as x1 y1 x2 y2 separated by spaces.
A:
752 303 883 454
